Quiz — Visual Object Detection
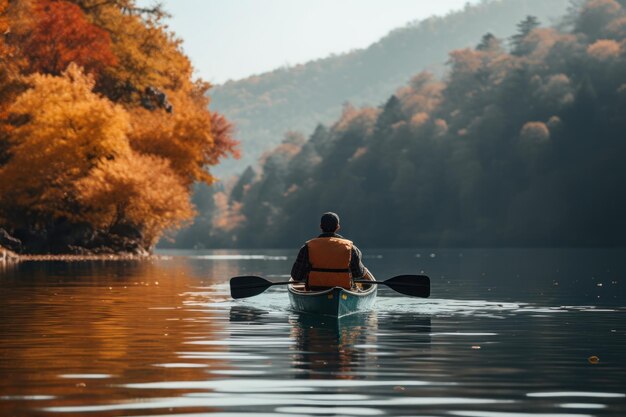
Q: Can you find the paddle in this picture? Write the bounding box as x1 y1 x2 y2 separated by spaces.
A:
355 275 430 298
230 274 430 299
229 276 292 299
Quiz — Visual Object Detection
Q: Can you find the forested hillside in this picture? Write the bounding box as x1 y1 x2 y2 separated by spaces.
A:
0 0 238 254
207 0 626 248
211 0 569 178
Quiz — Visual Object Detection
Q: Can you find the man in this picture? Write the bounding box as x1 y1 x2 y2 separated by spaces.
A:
291 212 366 289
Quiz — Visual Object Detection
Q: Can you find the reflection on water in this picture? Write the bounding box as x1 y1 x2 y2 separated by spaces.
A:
290 312 378 379
0 249 625 416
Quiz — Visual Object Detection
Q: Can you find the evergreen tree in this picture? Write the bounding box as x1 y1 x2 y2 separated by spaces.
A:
476 33 498 51
510 15 540 55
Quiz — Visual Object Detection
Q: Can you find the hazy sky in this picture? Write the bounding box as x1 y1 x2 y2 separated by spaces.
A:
145 0 482 84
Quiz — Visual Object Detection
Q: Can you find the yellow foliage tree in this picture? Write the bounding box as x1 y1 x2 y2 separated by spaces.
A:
75 151 194 247
128 85 220 186
0 64 130 226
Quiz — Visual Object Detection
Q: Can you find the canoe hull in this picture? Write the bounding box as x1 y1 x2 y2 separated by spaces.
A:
288 271 377 317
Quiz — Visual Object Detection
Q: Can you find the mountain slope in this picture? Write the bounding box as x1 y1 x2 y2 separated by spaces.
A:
211 0 569 178
224 0 626 248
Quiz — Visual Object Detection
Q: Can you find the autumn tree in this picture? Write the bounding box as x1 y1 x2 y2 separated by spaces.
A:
0 0 27 167
75 152 194 247
576 0 624 39
20 0 117 78
0 0 9 57
0 65 130 229
210 111 239 165
72 0 194 102
128 84 238 187
0 0 238 253
0 0 8 166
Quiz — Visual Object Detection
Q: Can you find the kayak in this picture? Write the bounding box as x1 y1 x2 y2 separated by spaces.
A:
288 269 377 317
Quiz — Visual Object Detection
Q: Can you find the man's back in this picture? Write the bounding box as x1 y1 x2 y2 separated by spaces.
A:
291 228 366 289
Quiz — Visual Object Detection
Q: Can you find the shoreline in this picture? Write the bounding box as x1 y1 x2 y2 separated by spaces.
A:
18 253 159 262
1 247 161 263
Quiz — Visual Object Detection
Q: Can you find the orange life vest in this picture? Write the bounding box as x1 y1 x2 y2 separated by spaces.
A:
307 237 353 289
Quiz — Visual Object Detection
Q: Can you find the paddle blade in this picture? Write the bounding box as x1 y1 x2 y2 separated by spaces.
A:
383 275 430 297
230 275 272 299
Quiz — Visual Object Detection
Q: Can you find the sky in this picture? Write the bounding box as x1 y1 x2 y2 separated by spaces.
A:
144 0 482 85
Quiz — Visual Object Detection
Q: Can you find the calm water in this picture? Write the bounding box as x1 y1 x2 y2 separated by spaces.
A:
1 248 625 417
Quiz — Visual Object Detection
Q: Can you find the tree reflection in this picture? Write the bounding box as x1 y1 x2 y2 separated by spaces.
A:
0 258 227 413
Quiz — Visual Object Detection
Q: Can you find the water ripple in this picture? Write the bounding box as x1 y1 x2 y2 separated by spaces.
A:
122 379 442 391
3 250 626 417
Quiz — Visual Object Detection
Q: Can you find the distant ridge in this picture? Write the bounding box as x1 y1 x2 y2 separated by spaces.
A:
210 0 569 178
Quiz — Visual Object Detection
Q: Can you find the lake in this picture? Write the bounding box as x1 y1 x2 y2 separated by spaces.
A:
1 248 625 417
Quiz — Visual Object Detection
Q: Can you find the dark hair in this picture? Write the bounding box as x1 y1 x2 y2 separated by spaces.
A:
320 212 340 232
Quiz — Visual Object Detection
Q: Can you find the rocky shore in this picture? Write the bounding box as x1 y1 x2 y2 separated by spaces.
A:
0 227 155 263
18 253 156 261
1 246 20 263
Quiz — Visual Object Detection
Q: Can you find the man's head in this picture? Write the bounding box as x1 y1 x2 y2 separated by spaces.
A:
320 212 340 233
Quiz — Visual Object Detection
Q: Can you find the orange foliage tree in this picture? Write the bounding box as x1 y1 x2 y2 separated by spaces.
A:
129 84 238 187
73 0 193 101
21 0 117 78
0 0 9 57
0 0 27 166
0 0 237 253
